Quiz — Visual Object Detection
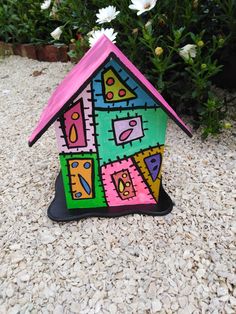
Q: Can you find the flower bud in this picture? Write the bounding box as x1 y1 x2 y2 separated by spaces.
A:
145 20 152 28
188 58 194 65
155 47 164 56
50 26 62 40
201 63 207 70
193 0 198 9
218 38 225 47
132 28 139 34
158 18 165 27
224 122 232 129
197 40 204 47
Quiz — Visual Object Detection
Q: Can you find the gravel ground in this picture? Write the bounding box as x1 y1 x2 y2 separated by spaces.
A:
0 56 235 314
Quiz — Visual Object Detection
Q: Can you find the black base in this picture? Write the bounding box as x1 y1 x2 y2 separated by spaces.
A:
48 172 174 222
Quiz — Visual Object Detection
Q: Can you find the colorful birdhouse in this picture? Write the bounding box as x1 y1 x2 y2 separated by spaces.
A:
29 35 192 221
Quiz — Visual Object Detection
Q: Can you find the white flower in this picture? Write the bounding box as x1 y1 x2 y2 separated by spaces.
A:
96 6 120 24
50 26 62 40
179 44 197 60
129 0 157 16
88 28 118 47
41 0 51 10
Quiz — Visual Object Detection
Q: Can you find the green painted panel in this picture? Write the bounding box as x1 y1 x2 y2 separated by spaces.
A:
59 153 106 209
95 108 168 165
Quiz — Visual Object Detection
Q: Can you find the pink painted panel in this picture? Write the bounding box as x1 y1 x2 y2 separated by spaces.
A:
63 98 86 148
101 158 156 206
55 83 96 153
29 35 192 146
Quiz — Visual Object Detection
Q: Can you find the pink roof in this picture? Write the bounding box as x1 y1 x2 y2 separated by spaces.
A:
29 35 192 146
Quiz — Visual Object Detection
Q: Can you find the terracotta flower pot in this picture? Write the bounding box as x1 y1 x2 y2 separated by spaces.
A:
20 44 37 59
58 44 69 62
0 42 14 56
1 41 70 62
36 44 68 62
36 45 58 62
13 43 22 56
0 41 5 56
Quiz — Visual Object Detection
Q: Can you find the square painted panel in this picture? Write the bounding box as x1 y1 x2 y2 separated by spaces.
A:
111 169 136 200
60 153 106 209
95 108 168 165
113 116 144 145
68 158 94 200
101 158 156 206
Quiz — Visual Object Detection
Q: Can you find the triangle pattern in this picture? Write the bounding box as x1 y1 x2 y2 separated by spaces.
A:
102 67 137 102
144 153 162 181
133 146 164 201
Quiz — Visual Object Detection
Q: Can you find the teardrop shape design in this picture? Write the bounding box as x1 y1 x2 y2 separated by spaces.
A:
78 174 91 195
69 124 78 143
118 178 125 193
119 128 133 142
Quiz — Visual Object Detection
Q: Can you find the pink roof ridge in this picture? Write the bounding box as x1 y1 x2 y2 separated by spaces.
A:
29 35 192 146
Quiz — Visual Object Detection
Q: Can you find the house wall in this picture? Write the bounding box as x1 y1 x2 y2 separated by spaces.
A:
54 59 168 210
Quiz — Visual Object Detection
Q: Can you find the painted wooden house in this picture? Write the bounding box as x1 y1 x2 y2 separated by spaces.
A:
29 35 192 221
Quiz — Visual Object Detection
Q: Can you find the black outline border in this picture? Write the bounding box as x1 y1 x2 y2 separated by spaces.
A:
67 158 95 200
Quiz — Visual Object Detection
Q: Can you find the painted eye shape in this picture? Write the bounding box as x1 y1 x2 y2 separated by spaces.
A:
75 192 82 198
118 89 126 97
71 112 80 120
129 120 137 127
106 77 115 86
106 91 114 100
83 162 91 169
71 162 79 168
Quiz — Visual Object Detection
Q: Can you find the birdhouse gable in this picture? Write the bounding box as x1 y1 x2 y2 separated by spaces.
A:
29 35 192 148
92 57 160 110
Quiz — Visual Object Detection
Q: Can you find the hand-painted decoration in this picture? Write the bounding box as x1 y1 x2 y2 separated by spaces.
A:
55 84 96 154
102 66 137 102
60 153 106 209
101 158 156 206
133 146 164 201
95 108 167 165
29 35 192 221
62 98 86 148
111 169 136 200
144 153 162 181
92 59 160 110
113 116 144 145
68 159 93 200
